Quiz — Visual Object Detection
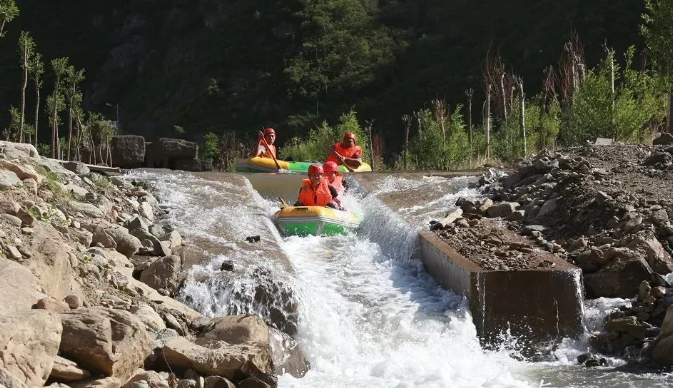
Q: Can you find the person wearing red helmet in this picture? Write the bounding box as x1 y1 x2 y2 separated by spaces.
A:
294 163 342 209
325 132 362 169
256 127 277 159
322 160 347 196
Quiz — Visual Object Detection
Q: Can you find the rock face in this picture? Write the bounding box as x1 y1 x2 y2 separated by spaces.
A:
468 143 673 366
0 258 39 314
0 310 63 387
161 337 272 379
0 140 303 388
147 138 198 169
110 135 146 169
59 307 152 382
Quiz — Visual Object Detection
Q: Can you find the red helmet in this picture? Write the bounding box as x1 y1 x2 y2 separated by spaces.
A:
323 161 339 173
264 127 275 136
343 132 356 141
308 163 323 176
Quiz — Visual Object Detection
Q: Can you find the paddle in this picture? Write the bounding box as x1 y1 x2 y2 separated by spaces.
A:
330 147 356 173
259 130 282 171
278 196 289 208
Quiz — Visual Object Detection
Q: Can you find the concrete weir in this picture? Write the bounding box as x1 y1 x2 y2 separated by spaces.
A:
350 172 584 348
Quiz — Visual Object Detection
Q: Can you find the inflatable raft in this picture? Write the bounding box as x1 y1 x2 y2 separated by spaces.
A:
236 157 372 174
273 205 361 236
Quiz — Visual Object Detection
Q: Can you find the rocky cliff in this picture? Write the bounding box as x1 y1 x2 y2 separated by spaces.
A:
0 140 307 388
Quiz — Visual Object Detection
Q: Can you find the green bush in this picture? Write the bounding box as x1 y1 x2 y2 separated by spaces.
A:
281 108 368 162
561 47 665 145
201 132 220 163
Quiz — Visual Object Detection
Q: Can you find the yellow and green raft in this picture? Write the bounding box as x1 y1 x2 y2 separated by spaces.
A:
273 205 362 236
236 156 372 174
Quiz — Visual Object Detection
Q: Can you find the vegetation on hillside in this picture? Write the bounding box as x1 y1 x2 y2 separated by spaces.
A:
0 0 671 170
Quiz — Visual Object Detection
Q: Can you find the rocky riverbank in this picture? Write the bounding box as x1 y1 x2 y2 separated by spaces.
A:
430 133 673 369
0 141 307 388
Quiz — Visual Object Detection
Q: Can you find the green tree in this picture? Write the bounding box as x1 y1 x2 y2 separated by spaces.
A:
641 0 673 132
18 31 35 143
201 132 219 163
284 0 395 117
0 0 18 50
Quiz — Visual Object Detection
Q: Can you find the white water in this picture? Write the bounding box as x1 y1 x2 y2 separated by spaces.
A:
123 170 673 388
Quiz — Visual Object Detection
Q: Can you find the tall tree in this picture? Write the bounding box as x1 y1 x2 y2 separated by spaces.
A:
48 57 69 158
29 52 44 147
64 66 85 160
284 0 395 117
18 31 35 143
0 0 18 51
641 0 673 132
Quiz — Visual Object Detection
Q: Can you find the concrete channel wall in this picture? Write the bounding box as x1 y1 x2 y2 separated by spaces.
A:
350 173 584 348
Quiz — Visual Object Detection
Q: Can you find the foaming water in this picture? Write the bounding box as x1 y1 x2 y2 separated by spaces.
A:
277 234 535 388
123 169 672 388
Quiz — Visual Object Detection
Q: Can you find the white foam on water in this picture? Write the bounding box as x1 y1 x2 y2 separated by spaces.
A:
124 169 673 388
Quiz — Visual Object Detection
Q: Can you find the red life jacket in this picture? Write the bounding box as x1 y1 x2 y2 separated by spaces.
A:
298 179 333 206
256 140 277 159
325 142 362 165
329 174 345 196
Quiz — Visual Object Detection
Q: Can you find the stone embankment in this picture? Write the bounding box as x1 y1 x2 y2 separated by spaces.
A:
0 141 306 388
430 133 673 368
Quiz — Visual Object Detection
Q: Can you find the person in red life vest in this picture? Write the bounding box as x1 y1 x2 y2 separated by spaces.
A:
322 160 348 196
325 132 362 169
294 164 343 209
256 127 277 159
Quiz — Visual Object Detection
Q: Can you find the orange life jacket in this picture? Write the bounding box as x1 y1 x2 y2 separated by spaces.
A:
325 143 362 165
256 140 277 159
329 174 345 196
298 179 333 206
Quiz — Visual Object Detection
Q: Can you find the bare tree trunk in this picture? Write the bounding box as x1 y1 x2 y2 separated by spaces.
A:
365 119 374 170
465 89 473 150
666 90 673 133
34 81 40 147
500 74 507 123
75 112 82 161
19 45 28 143
609 52 616 139
402 114 411 170
67 95 73 161
51 108 57 158
486 83 492 159
518 77 526 157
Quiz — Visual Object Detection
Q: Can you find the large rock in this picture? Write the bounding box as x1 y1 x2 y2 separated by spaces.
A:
139 255 182 294
110 136 146 169
0 159 42 184
0 170 21 190
626 235 673 274
148 138 198 169
202 315 270 345
0 258 40 314
653 305 673 365
92 225 142 258
65 201 105 218
0 310 63 387
49 355 91 382
161 337 272 379
583 253 657 298
0 368 28 388
0 140 40 159
26 224 84 300
59 307 152 382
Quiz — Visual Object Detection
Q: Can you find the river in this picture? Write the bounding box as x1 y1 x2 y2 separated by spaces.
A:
125 169 673 388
